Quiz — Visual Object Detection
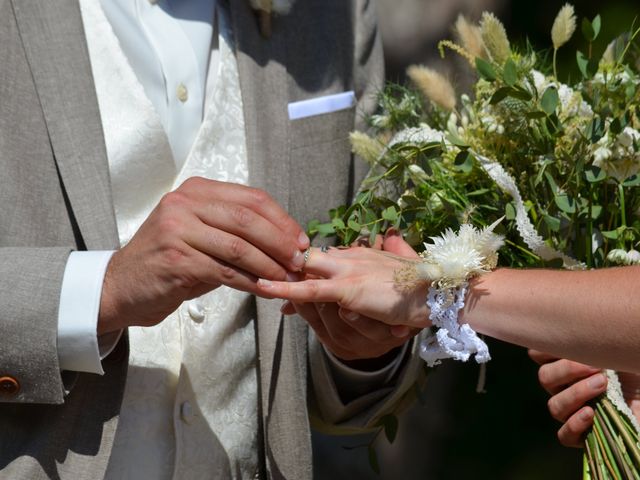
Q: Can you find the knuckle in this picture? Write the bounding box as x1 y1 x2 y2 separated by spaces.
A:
216 263 237 284
230 205 254 228
180 176 208 191
159 191 188 210
538 365 551 387
547 397 562 420
248 187 271 206
226 237 246 263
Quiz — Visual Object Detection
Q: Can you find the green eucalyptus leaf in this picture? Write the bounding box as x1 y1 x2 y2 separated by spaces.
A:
543 214 561 232
347 218 361 231
541 87 559 115
503 59 517 86
601 229 620 240
368 446 380 475
316 222 336 237
368 221 381 245
591 15 601 39
582 17 595 42
377 414 399 444
490 87 512 105
610 117 622 135
476 57 497 81
576 51 588 77
623 175 640 187
505 202 516 220
331 218 346 230
555 193 576 213
585 166 606 183
453 150 473 173
590 205 603 220
509 86 533 101
382 206 399 222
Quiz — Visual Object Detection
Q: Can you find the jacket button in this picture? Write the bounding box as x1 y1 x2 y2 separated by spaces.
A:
0 376 20 396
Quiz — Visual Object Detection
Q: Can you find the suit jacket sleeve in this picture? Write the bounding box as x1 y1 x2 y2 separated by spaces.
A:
0 248 72 404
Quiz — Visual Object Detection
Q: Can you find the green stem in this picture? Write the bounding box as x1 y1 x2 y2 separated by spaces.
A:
504 239 541 261
553 48 559 80
593 414 622 479
603 398 640 469
587 186 594 268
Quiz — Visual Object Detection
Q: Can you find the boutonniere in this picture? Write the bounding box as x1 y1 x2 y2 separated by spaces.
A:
249 0 294 38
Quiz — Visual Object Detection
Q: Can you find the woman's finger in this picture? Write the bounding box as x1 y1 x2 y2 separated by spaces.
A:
300 247 343 277
528 349 559 365
557 407 594 448
538 359 602 394
257 277 344 303
546 373 607 422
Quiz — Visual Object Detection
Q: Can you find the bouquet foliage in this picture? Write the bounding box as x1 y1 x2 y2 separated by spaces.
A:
310 5 640 479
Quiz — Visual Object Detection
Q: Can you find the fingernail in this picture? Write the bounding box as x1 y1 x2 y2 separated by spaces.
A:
579 408 593 421
280 300 292 313
258 278 273 288
343 310 360 322
588 374 606 390
292 250 305 270
298 232 310 248
390 325 410 338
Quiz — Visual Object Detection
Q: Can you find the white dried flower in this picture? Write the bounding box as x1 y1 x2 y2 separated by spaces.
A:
607 248 628 265
626 250 640 265
407 65 457 111
480 12 511 64
419 220 505 287
551 4 577 50
593 127 640 182
389 124 446 147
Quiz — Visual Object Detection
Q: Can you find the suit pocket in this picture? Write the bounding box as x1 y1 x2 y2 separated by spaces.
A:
288 106 355 223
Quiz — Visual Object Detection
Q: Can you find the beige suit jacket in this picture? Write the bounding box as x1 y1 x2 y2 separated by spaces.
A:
0 0 425 478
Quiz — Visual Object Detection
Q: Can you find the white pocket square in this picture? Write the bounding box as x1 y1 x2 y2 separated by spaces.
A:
287 91 356 120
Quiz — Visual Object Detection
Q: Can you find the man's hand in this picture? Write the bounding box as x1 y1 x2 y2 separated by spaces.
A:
529 350 607 447
98 177 309 334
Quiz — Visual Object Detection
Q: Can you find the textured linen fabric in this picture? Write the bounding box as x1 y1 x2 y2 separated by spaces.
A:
0 1 428 479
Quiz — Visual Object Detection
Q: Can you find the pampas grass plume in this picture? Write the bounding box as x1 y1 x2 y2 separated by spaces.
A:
480 12 511 64
407 65 457 111
350 131 383 164
551 4 577 49
454 15 486 61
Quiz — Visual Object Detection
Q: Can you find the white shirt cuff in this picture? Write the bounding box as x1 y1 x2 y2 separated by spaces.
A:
323 341 409 397
57 250 116 374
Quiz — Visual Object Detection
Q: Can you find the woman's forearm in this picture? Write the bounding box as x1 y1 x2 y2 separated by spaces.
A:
461 267 640 372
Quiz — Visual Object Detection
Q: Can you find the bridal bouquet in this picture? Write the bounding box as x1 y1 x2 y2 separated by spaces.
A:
310 5 640 478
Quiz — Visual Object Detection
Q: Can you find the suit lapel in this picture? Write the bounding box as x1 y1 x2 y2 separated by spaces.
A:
230 0 290 421
230 3 312 479
12 0 119 250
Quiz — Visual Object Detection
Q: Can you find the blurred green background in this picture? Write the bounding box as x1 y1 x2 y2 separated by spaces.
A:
314 1 638 479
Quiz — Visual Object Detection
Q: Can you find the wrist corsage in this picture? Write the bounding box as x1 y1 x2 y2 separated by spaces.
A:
395 219 504 367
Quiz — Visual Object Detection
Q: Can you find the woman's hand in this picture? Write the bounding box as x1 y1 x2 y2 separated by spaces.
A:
530 350 607 447
256 235 431 331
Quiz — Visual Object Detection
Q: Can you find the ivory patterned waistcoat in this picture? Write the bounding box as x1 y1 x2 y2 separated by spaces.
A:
80 1 258 478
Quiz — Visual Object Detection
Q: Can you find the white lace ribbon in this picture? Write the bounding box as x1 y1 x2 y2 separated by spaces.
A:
420 283 490 367
472 151 585 270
